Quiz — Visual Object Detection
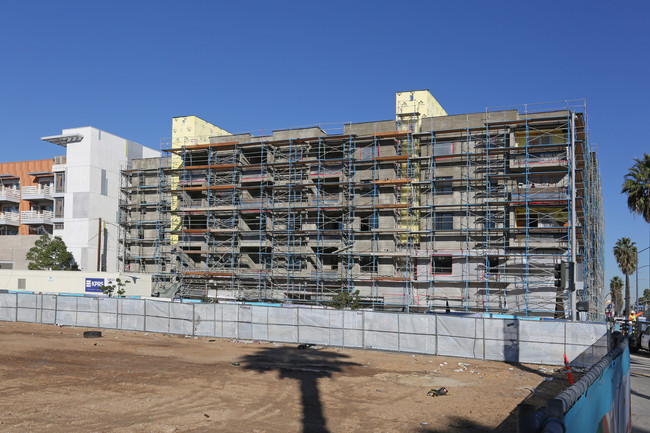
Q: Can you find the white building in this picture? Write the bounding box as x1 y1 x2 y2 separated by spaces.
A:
42 127 159 272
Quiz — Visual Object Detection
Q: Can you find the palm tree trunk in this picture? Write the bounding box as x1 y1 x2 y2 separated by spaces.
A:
625 274 631 320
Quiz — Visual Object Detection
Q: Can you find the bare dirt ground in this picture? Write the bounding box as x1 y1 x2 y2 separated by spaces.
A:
0 322 577 433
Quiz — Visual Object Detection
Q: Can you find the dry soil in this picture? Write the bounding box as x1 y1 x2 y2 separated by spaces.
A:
0 322 574 432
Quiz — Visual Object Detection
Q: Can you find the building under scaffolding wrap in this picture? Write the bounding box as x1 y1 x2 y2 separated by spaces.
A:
118 91 604 319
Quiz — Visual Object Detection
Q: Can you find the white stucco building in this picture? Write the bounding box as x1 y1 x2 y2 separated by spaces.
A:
42 127 159 272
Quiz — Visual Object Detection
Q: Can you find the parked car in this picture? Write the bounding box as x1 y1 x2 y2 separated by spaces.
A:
641 325 650 353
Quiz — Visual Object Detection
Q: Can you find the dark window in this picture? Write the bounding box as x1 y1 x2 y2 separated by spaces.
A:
360 212 379 231
434 177 452 195
487 256 500 273
433 256 452 274
434 212 453 230
359 256 377 274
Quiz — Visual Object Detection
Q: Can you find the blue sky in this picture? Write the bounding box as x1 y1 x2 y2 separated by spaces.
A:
1 1 648 300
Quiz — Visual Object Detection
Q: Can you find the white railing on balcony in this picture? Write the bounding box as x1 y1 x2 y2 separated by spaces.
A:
21 185 54 198
20 210 54 223
0 187 20 201
0 212 20 224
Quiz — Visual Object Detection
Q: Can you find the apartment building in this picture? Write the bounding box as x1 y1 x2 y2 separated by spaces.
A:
0 128 159 271
119 91 604 319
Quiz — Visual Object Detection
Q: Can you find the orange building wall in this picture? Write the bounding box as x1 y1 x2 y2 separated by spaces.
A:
0 159 54 235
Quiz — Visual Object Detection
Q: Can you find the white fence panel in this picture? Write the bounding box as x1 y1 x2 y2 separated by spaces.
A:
120 313 145 331
0 294 616 368
146 316 169 334
0 293 17 308
365 312 398 333
17 307 37 323
17 293 37 309
364 330 399 351
299 309 329 328
43 295 56 311
268 306 297 326
121 299 145 316
268 324 297 343
77 297 98 313
146 300 169 318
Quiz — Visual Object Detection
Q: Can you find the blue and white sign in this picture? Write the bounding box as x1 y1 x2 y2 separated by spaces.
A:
85 278 105 293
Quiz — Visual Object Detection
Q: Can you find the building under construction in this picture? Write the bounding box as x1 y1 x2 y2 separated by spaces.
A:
119 91 604 319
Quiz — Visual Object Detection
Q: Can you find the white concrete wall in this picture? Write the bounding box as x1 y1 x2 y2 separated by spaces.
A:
0 269 152 296
52 127 160 272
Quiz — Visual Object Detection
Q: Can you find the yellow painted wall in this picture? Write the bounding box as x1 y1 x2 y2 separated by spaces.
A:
514 129 567 147
395 90 444 244
170 116 231 243
396 90 447 120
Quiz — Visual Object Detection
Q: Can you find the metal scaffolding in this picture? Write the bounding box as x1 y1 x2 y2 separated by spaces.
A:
119 102 603 318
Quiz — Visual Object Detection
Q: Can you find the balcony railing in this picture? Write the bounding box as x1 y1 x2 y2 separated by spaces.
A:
22 185 54 200
20 210 54 224
0 211 20 226
0 187 20 202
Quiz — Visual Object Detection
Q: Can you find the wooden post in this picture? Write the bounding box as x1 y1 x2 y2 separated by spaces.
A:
97 218 102 271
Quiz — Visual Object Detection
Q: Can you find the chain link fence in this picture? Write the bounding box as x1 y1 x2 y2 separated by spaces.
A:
0 293 608 367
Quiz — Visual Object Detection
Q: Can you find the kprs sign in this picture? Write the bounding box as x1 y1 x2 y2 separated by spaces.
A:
85 278 106 293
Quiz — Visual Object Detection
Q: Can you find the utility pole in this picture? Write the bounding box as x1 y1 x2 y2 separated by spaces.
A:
97 217 102 272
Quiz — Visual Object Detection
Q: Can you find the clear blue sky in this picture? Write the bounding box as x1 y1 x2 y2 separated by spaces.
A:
1 1 648 300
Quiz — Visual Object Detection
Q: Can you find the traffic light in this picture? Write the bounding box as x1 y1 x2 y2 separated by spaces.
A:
554 261 575 290
554 263 562 288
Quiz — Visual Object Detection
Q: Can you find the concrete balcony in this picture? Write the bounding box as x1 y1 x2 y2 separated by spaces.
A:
0 212 20 226
21 185 54 201
20 210 54 225
0 187 20 203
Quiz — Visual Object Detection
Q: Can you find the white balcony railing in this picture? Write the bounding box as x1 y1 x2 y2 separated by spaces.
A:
0 211 20 225
21 185 54 199
0 187 20 202
20 210 54 224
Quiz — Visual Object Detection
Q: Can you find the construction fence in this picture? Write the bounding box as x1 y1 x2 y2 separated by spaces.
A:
0 293 608 367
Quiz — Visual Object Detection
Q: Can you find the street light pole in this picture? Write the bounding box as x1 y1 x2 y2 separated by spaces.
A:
636 245 649 311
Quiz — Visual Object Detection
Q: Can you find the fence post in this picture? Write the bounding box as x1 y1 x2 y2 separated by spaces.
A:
435 314 438 356
296 307 300 344
397 311 401 352
341 309 345 348
482 317 486 361
362 310 365 349
192 303 196 338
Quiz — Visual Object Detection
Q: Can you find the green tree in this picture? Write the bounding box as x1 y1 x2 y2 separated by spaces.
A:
609 276 623 316
101 278 130 298
613 237 638 320
26 234 79 271
622 153 650 222
328 290 361 310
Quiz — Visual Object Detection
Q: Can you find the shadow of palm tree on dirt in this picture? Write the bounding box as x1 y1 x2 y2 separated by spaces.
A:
239 346 360 433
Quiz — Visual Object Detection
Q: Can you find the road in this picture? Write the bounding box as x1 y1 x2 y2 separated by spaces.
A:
631 351 650 433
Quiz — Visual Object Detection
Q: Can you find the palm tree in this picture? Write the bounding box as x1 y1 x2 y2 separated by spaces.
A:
609 276 623 316
622 153 650 222
613 238 638 320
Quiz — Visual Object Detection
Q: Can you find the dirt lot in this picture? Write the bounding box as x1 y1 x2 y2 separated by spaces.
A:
0 322 575 432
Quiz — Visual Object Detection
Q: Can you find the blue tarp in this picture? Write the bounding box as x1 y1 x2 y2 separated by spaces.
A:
564 345 631 433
